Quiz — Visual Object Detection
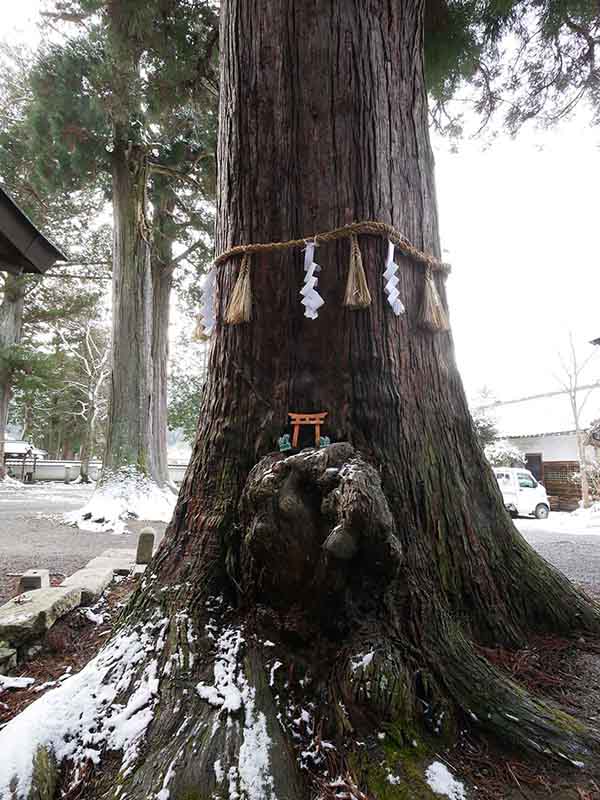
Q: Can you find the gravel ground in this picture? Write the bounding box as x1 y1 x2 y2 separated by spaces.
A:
0 481 167 603
516 515 600 591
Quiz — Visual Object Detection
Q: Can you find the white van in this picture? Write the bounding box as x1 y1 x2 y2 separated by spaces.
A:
492 467 550 519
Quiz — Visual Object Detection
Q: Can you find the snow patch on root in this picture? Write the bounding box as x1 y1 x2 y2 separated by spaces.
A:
0 613 168 800
64 468 176 533
197 625 276 800
425 761 466 800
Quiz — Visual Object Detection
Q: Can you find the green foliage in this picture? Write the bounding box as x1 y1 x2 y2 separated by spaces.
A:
22 1 218 199
168 365 205 442
27 35 112 195
471 387 499 448
9 315 110 457
0 342 55 382
425 1 482 106
425 0 600 133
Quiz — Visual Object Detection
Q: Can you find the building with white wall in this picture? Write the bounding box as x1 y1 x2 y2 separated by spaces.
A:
480 387 600 510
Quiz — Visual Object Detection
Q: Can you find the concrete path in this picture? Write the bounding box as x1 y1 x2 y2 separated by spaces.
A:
0 482 167 603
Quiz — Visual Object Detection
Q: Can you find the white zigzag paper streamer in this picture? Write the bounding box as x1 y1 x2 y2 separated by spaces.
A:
300 242 324 319
200 266 217 335
383 240 405 316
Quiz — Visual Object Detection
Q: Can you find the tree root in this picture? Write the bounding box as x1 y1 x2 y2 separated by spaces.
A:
3 603 600 799
427 614 600 767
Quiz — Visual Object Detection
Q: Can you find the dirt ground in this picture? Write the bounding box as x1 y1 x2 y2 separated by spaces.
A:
0 481 167 602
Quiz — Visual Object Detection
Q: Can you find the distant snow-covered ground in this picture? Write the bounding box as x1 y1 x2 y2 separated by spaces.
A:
0 479 94 508
516 505 600 536
0 476 176 535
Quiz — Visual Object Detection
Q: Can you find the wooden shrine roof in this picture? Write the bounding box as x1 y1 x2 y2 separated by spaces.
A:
0 186 66 275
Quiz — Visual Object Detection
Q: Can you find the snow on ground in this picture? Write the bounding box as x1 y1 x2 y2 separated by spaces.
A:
0 479 93 506
0 675 36 691
425 761 467 799
0 614 168 800
516 505 600 535
0 474 26 490
64 468 176 534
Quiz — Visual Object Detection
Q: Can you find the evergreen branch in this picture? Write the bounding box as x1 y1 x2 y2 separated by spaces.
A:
148 162 203 189
43 273 111 281
40 10 91 24
167 238 207 271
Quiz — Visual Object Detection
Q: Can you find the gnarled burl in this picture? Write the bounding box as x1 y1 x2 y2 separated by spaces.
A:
239 444 402 628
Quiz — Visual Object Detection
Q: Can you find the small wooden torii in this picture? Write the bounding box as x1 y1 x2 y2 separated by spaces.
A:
288 412 328 448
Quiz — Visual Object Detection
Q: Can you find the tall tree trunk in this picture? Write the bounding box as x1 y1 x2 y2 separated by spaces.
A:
102 140 156 480
79 406 94 483
0 275 25 480
3 3 600 798
150 184 177 488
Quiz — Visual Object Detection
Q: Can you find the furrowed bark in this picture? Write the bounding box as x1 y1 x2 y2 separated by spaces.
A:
102 138 155 479
150 182 177 488
108 2 600 792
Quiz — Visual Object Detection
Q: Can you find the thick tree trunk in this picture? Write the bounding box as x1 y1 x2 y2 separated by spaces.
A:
102 140 156 480
150 185 177 488
0 275 25 480
111 0 600 791
3 3 600 798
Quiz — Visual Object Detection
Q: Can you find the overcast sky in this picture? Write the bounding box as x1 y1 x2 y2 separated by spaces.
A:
4 3 599 406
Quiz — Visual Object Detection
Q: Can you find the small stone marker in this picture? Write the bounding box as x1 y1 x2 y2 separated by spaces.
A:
136 527 155 565
19 569 50 592
0 644 17 672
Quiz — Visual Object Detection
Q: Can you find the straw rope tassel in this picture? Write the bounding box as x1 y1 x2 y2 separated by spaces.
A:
225 253 252 324
418 265 450 332
343 234 372 309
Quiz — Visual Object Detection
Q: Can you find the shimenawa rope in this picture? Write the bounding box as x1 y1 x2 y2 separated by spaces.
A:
206 220 450 333
214 220 450 274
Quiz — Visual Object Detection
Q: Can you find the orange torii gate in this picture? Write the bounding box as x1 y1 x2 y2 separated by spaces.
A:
288 412 328 449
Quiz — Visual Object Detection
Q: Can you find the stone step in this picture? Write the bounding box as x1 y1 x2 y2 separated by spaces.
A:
85 556 134 576
61 567 115 605
0 587 82 646
99 548 137 561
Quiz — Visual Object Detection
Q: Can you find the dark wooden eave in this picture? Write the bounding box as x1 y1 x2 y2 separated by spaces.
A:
0 186 67 275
